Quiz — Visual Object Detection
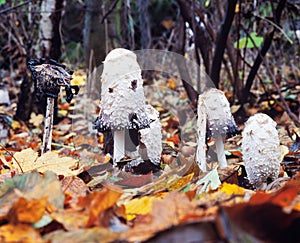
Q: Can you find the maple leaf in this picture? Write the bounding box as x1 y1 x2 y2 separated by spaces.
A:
29 112 44 127
12 148 82 176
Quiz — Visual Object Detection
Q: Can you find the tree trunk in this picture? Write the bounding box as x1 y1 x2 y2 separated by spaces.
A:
38 0 63 59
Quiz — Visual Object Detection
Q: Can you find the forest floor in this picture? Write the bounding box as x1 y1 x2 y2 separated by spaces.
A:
0 70 300 242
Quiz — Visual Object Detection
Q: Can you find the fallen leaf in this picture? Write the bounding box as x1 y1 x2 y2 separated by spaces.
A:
167 173 194 191
120 192 204 242
0 171 64 218
29 113 44 127
7 197 47 224
43 228 119 243
0 224 43 243
51 209 89 231
12 148 82 176
124 196 159 221
76 186 123 227
220 183 245 196
196 167 221 193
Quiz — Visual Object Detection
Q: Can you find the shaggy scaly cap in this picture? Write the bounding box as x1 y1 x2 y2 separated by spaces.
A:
242 113 281 189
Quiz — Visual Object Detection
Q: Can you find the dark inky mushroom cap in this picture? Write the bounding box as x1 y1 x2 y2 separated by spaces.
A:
27 59 78 102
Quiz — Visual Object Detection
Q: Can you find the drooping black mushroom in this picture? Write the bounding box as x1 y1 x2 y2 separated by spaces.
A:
94 48 158 165
27 58 79 153
196 88 238 172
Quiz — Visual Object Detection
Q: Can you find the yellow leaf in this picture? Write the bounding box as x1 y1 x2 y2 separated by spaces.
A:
71 70 86 86
0 224 43 243
167 173 194 191
11 120 21 129
220 182 245 195
58 109 68 116
124 196 157 221
29 113 44 127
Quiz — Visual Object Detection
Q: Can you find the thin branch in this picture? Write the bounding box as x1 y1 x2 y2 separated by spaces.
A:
100 0 119 24
210 0 237 87
0 0 40 15
264 60 300 127
242 0 287 103
0 143 24 173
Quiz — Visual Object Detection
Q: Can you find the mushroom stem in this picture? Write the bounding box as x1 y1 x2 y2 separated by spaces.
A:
113 130 125 164
196 99 207 172
42 97 54 154
215 135 227 168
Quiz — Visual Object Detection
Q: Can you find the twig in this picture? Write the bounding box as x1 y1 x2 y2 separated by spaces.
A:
0 0 37 15
264 59 300 127
0 143 24 173
100 0 119 24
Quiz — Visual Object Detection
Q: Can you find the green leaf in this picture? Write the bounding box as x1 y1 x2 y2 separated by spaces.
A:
234 32 264 49
0 0 6 6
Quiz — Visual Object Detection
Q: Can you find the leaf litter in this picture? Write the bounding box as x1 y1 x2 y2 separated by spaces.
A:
0 71 300 242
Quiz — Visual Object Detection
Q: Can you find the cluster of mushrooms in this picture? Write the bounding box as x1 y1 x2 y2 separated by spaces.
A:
28 49 282 190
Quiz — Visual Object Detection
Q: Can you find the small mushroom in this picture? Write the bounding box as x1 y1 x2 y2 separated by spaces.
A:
95 48 151 164
27 58 79 154
196 88 238 172
242 113 281 190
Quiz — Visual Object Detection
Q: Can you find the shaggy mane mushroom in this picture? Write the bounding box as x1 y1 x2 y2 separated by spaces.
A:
242 113 281 190
95 48 161 166
196 88 238 172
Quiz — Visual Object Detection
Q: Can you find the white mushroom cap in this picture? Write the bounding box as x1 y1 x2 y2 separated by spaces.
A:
96 48 149 131
199 88 238 138
242 113 281 189
138 104 162 165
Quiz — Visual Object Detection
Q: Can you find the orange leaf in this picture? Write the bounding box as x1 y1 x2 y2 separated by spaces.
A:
0 224 42 243
7 197 47 224
166 134 180 145
77 186 122 227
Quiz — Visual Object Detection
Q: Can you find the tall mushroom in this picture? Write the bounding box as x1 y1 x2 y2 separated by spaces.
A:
242 113 281 189
28 59 79 154
196 88 238 172
94 48 151 165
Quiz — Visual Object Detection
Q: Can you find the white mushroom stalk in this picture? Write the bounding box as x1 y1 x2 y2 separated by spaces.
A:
242 113 281 190
95 48 151 165
196 88 238 172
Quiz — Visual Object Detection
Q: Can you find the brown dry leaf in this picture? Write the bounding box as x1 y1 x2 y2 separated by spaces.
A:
12 148 82 176
222 176 300 242
7 197 47 224
12 148 39 172
0 224 43 243
61 176 89 207
76 186 123 227
35 151 82 176
121 192 204 242
51 209 89 231
43 227 119 243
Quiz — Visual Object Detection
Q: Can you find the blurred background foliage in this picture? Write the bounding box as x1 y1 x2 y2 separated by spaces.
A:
0 0 299 124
